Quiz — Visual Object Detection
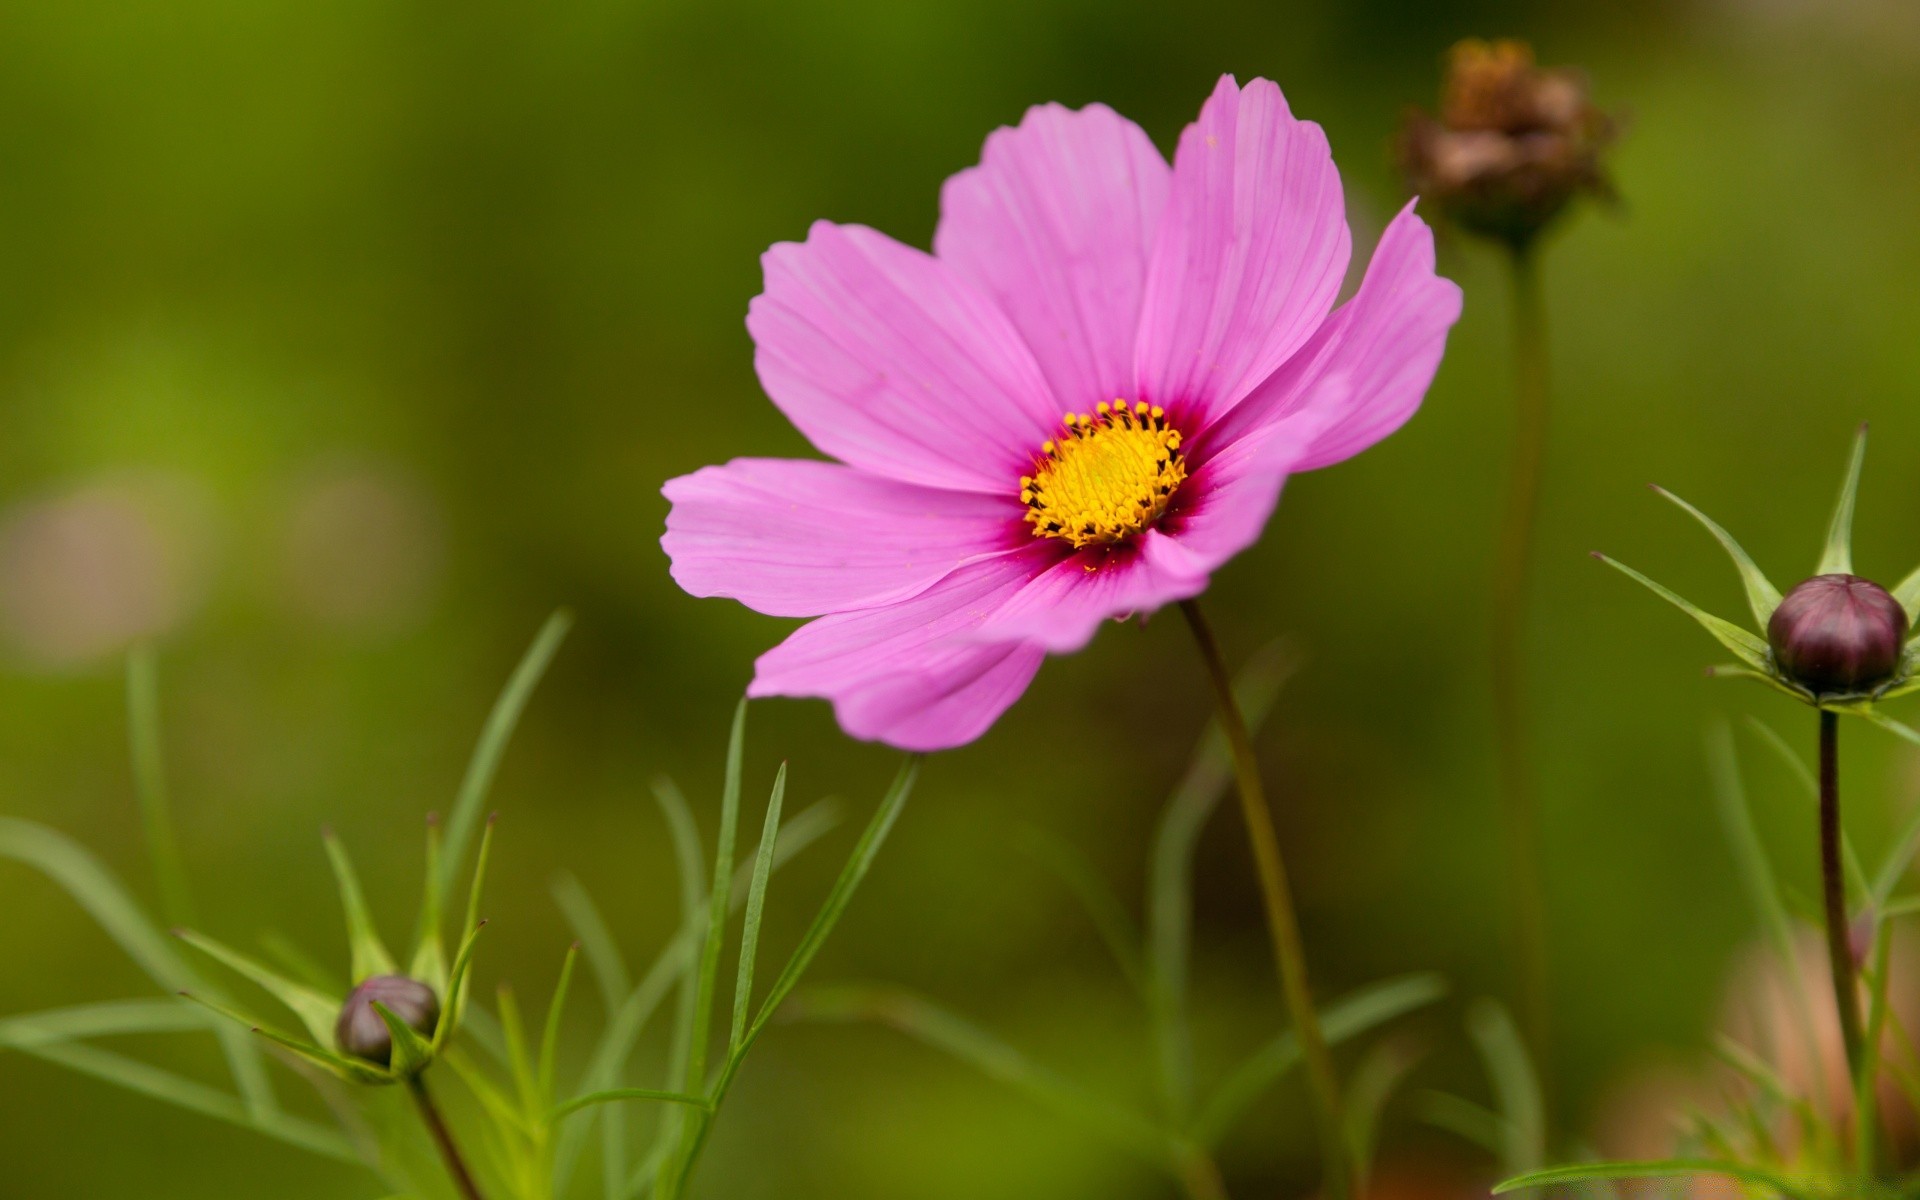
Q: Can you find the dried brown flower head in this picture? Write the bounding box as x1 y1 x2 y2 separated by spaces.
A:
1397 39 1616 249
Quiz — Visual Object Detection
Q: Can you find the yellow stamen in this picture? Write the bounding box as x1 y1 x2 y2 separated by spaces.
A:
1021 401 1187 549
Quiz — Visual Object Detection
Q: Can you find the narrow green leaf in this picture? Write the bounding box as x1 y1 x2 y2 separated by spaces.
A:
649 773 707 1196
179 990 386 1085
440 610 571 904
1594 554 1769 669
410 814 448 992
1467 999 1544 1174
0 998 206 1048
371 1000 434 1078
789 983 1181 1172
462 816 496 959
553 872 632 1010
1418 1090 1509 1155
1892 562 1920 625
1493 1160 1817 1198
498 982 538 1114
0 817 274 1115
1015 824 1145 997
17 1039 355 1161
1860 707 1920 749
1345 1037 1424 1191
174 928 339 1045
551 1089 710 1123
1192 973 1447 1147
433 919 487 1054
730 762 786 1054
1146 639 1298 1125
1651 487 1783 627
685 701 748 1100
126 646 194 927
1816 424 1869 577
540 943 581 1108
322 829 397 983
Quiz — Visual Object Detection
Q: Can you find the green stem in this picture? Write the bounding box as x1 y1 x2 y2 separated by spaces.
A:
1819 710 1865 1086
408 1074 487 1200
1179 600 1348 1200
1174 1145 1230 1200
1490 242 1553 1084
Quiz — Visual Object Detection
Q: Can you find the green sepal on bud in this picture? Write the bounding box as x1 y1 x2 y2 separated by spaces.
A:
176 811 495 1085
1597 425 1920 744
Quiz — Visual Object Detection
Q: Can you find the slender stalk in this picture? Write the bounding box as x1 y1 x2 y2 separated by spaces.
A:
1818 710 1865 1084
126 646 194 926
408 1074 487 1200
1179 600 1349 1200
1174 1145 1230 1200
1489 242 1553 1077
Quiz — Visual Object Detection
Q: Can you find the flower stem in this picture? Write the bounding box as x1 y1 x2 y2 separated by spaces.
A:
1819 709 1865 1083
408 1073 487 1200
1490 241 1553 1083
1179 599 1349 1200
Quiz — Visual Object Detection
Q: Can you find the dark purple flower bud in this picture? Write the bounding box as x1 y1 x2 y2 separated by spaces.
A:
1766 573 1908 696
336 975 440 1066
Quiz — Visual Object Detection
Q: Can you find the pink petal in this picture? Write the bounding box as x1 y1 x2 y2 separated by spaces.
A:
662 457 1023 618
1165 397 1342 569
970 529 1214 653
935 102 1170 415
748 549 1050 751
1133 75 1350 426
749 221 1062 494
1198 202 1462 470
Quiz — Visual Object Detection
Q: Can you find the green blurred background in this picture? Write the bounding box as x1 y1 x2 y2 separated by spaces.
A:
6 0 1920 1194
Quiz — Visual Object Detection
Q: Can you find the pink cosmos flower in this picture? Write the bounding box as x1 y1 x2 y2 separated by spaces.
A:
663 75 1463 752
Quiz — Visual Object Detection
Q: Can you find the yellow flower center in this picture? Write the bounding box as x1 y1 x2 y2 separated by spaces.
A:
1020 401 1187 549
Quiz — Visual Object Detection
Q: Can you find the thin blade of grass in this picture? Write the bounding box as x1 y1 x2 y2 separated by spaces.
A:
1593 555 1769 669
1467 998 1544 1174
0 816 275 1116
435 919 488 1055
440 610 571 904
126 646 193 927
497 982 538 1116
1015 824 1145 997
540 943 581 1109
0 998 206 1047
1192 972 1446 1147
1418 1091 1509 1155
649 773 707 1196
1815 424 1869 577
554 872 632 1009
410 814 448 991
322 829 397 982
1651 487 1783 627
730 762 787 1054
18 1039 355 1161
1146 639 1297 1126
1345 1037 1425 1191
174 928 339 1044
1493 1160 1817 1198
683 701 747 1095
551 1089 710 1122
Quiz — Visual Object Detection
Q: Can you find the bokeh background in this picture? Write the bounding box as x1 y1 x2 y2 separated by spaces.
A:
6 0 1920 1195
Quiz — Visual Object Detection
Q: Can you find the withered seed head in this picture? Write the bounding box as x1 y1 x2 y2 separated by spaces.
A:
1397 39 1616 249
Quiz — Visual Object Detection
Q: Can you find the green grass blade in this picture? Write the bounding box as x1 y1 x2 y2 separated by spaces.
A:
730 762 787 1054
433 919 487 1054
1147 639 1297 1125
179 990 385 1085
1493 1160 1817 1198
126 646 194 927
462 815 496 955
553 872 632 1010
0 998 207 1047
1651 487 1783 627
1816 423 1869 577
174 927 340 1044
410 814 448 991
649 772 708 1196
497 982 538 1115
789 983 1181 1172
1015 824 1145 997
440 609 572 905
551 1089 711 1123
17 1039 356 1162
322 828 397 983
744 758 917 1050
1594 554 1769 669
0 816 275 1116
1344 1036 1424 1190
1418 1090 1509 1155
684 701 747 1097
1193 972 1446 1147
1467 998 1544 1174
540 943 580 1108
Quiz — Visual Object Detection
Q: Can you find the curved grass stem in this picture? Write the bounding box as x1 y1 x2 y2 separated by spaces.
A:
409 1073 487 1200
1179 599 1349 1200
